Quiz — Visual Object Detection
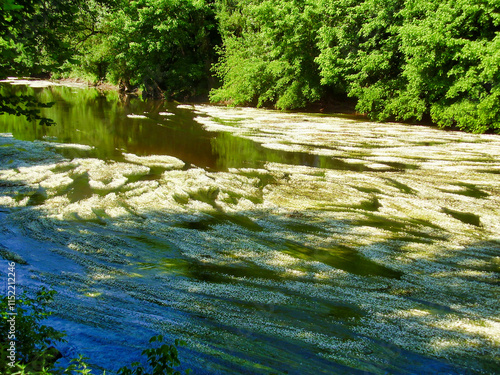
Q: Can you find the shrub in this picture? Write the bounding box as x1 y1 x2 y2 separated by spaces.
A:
0 287 65 374
118 335 191 375
1 287 191 374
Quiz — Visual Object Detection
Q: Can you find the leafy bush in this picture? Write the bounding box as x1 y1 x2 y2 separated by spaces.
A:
211 0 323 110
0 287 66 374
118 335 191 375
1 287 191 374
316 0 500 132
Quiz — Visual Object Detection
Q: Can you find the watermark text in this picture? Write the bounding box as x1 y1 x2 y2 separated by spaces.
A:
5 261 16 367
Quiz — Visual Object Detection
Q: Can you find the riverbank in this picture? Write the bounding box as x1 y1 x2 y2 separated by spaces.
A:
1 76 121 93
56 77 120 93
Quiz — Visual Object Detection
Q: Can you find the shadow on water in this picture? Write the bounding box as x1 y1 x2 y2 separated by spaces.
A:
353 213 447 242
174 211 263 232
441 207 482 227
281 241 403 279
439 182 490 199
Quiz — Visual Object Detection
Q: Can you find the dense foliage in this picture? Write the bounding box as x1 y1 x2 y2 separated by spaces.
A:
317 0 500 132
0 287 65 374
112 0 218 99
398 0 500 132
0 287 190 374
210 0 323 110
1 0 499 132
0 0 115 124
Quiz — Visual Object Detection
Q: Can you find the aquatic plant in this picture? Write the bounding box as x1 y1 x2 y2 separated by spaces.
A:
1 99 500 373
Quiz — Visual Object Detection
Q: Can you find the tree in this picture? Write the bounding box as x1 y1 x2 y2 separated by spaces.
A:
399 0 500 132
316 0 500 132
210 0 323 110
0 0 117 125
316 0 407 120
102 0 219 100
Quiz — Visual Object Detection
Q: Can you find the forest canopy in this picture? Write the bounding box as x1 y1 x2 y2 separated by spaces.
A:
1 0 499 133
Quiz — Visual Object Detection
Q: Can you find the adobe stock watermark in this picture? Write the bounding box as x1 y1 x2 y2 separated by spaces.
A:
5 261 17 368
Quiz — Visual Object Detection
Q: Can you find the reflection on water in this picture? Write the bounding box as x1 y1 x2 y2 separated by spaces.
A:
1 81 500 375
0 83 417 173
0 83 219 167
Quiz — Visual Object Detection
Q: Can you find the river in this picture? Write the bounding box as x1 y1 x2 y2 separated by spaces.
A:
0 79 499 374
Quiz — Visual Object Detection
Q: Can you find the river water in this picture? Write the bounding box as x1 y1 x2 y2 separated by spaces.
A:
0 79 499 374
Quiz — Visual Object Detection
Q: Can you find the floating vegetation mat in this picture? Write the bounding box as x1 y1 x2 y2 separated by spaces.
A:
0 102 500 375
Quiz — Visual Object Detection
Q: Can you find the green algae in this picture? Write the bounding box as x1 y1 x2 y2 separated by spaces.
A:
175 212 263 232
354 196 381 212
63 172 93 203
0 245 28 264
14 187 48 206
220 189 264 205
66 212 107 226
383 178 416 194
127 235 172 252
353 214 444 237
137 258 191 275
282 241 403 279
284 222 327 234
352 186 383 194
187 262 283 283
441 183 489 199
187 186 221 208
442 208 481 227
209 116 249 127
175 219 213 231
50 163 77 174
233 170 278 189
26 189 48 206
125 171 163 184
